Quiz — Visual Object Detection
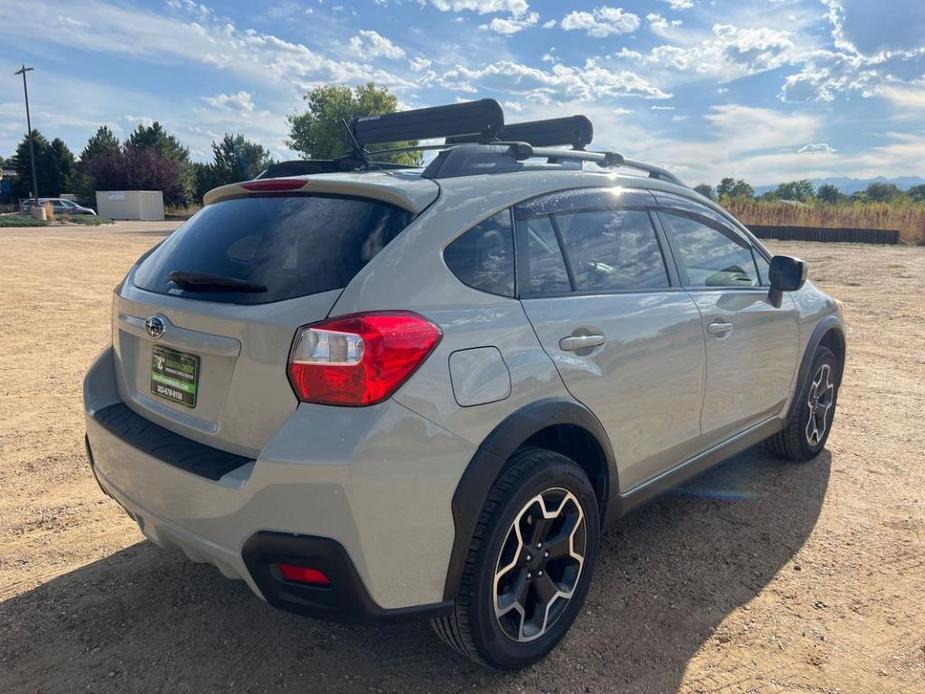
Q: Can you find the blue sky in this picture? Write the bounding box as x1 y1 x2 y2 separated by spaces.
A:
1 0 923 185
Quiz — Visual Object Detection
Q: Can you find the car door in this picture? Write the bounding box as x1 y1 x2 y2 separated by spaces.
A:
655 194 799 447
516 188 706 492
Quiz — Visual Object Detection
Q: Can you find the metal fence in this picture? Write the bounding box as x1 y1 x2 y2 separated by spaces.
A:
748 224 901 245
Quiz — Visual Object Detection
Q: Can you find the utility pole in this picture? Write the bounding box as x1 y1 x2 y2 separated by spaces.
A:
14 64 39 205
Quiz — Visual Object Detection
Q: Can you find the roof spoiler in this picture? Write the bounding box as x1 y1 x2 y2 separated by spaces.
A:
347 99 504 147
447 115 593 150
254 158 409 179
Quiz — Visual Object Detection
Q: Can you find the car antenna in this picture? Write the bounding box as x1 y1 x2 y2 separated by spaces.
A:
342 118 370 169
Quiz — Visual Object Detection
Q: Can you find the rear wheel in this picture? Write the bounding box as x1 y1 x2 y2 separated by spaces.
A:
768 345 840 461
432 448 600 669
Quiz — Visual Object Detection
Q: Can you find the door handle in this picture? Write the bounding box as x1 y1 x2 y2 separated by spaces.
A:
706 321 734 338
559 334 606 351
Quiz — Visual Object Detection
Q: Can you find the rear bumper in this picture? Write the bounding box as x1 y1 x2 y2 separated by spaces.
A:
83 346 473 620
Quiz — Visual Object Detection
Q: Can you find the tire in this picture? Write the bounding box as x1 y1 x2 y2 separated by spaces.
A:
432 447 600 670
767 345 840 461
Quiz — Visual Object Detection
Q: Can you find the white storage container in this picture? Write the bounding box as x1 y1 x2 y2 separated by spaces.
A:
95 190 165 220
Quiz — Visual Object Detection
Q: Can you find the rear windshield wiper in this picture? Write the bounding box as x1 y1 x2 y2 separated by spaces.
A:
168 271 267 293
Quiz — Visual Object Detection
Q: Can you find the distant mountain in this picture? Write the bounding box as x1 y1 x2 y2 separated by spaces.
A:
754 176 925 196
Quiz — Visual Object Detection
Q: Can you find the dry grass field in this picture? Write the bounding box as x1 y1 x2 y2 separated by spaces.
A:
1 224 923 693
728 198 925 245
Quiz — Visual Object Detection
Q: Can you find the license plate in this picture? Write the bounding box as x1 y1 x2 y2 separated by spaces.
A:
151 345 200 408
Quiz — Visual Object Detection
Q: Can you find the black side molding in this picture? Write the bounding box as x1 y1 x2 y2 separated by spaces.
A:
242 532 453 625
91 403 251 481
617 417 782 516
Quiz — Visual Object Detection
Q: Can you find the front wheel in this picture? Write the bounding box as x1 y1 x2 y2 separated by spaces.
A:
768 345 840 461
432 448 600 670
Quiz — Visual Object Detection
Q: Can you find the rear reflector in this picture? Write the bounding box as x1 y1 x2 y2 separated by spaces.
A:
288 311 442 406
277 563 331 586
241 179 306 192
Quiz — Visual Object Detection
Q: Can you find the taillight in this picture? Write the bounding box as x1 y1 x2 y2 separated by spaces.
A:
287 312 442 406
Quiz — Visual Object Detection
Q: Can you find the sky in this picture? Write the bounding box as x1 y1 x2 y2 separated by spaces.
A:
1 0 924 186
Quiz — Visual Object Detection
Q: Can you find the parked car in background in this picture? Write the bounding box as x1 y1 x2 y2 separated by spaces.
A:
20 198 96 215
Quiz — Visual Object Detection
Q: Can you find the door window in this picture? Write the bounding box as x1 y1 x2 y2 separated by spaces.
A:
753 251 771 286
556 209 669 291
662 213 760 288
520 215 571 296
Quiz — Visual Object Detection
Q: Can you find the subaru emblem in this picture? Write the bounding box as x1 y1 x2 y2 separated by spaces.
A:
145 315 167 339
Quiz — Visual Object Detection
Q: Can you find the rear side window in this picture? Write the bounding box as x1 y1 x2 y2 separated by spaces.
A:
132 194 412 304
443 210 515 297
662 213 759 288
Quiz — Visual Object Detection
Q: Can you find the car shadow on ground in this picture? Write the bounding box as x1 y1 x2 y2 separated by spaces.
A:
0 446 830 693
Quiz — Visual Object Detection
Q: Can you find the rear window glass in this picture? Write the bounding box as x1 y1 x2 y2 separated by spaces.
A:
132 194 412 304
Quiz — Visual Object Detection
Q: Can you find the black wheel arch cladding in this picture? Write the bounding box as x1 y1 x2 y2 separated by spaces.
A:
443 397 618 601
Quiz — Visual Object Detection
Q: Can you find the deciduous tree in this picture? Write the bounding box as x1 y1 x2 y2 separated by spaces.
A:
288 82 421 166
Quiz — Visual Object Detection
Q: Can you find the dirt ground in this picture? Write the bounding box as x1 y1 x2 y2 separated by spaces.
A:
1 223 923 693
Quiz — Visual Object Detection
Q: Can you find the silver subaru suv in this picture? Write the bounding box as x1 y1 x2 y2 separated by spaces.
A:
83 100 845 670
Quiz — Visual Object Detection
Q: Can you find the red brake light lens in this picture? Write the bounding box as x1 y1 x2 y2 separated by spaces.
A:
287 312 442 406
277 563 331 586
241 179 306 192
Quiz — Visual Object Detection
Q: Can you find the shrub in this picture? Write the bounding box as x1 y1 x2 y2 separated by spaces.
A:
0 214 47 227
69 215 114 226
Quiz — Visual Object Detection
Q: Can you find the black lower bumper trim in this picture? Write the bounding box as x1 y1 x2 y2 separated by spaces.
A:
242 531 453 625
91 403 251 481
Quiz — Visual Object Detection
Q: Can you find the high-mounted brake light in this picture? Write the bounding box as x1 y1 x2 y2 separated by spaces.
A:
241 179 306 192
287 312 442 406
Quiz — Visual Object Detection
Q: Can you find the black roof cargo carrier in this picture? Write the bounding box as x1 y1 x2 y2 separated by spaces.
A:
243 98 687 189
349 99 504 147
447 115 593 149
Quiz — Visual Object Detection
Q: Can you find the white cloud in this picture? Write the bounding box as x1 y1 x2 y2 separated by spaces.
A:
660 0 694 8
543 19 556 29
121 115 155 127
436 58 670 100
705 104 819 153
798 143 837 153
202 91 256 114
879 81 925 110
647 13 681 31
488 11 539 34
424 0 530 15
616 23 799 80
561 7 641 38
409 56 432 71
0 0 413 92
349 29 405 60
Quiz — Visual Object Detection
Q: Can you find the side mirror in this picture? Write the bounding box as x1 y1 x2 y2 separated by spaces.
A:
768 255 808 308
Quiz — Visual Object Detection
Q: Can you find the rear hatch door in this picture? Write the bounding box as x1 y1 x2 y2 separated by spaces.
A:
113 180 434 456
